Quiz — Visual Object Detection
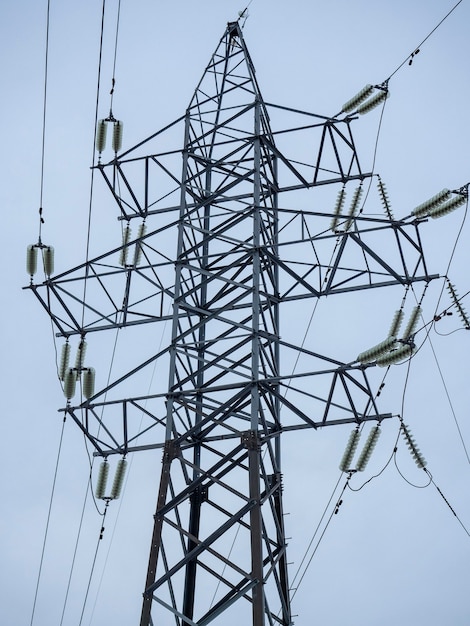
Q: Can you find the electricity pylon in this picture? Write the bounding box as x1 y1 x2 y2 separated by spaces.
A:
27 20 441 626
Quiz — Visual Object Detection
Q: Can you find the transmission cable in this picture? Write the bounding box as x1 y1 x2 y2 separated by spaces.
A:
29 416 66 626
386 0 464 82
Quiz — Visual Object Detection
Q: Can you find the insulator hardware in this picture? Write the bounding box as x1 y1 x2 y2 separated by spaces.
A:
133 222 147 266
339 428 361 472
119 225 132 266
63 368 77 400
110 458 127 499
83 367 96 399
112 120 123 153
429 193 466 219
447 282 470 329
377 177 394 220
42 245 54 276
402 306 421 339
59 342 71 381
357 336 397 364
411 189 451 217
95 119 108 153
356 88 389 115
401 423 427 468
388 309 404 338
96 460 109 499
356 425 381 472
341 84 374 113
26 245 38 276
375 343 414 367
330 187 346 231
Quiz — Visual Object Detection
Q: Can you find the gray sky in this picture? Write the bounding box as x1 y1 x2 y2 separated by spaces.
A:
2 1 470 625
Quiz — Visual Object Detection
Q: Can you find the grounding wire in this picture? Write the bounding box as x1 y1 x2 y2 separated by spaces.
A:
29 416 66 626
37 0 51 242
386 0 464 82
108 0 121 114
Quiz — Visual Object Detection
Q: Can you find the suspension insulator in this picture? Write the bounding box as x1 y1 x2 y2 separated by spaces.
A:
388 309 404 338
42 245 54 276
112 120 123 153
63 368 77 400
356 89 389 115
26 245 38 276
356 425 381 472
447 282 470 329
357 336 397 364
344 185 363 231
96 119 107 153
375 343 414 367
119 225 132 266
412 189 451 217
401 423 427 468
339 428 361 472
430 193 466 219
133 222 147 266
341 84 374 113
95 460 109 499
83 367 96 399
377 177 394 220
330 187 346 231
402 306 421 339
75 340 87 373
111 458 127 499
59 342 71 381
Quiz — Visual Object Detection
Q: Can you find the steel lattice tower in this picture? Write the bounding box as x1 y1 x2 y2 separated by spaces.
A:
27 21 440 626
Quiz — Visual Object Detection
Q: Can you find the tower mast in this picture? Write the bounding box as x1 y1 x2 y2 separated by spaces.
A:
27 19 442 625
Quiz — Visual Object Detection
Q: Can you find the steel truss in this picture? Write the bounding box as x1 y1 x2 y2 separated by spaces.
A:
27 21 438 626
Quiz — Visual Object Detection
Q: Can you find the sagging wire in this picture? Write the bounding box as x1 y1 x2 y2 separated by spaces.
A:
289 474 346 602
29 416 67 626
426 471 470 538
78 503 110 626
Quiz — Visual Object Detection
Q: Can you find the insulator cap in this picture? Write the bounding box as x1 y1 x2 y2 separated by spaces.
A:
43 245 54 276
96 460 109 499
401 423 427 468
357 336 397 364
412 189 451 217
402 306 421 339
64 368 77 400
377 178 394 220
75 340 87 372
119 225 131 266
344 185 363 231
388 309 404 338
112 120 123 153
341 84 374 113
96 119 108 153
59 342 71 381
447 282 470 329
339 428 361 472
111 459 127 499
356 89 389 115
356 425 381 472
430 193 466 219
27 245 38 276
376 343 414 367
133 222 147 266
83 367 96 399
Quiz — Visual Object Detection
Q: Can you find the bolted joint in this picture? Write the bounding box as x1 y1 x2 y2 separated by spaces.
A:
241 429 260 451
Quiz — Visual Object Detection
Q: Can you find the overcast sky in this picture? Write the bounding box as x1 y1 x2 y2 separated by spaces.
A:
2 1 470 625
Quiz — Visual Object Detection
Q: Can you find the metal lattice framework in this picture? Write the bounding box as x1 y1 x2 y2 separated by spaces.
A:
26 21 439 626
